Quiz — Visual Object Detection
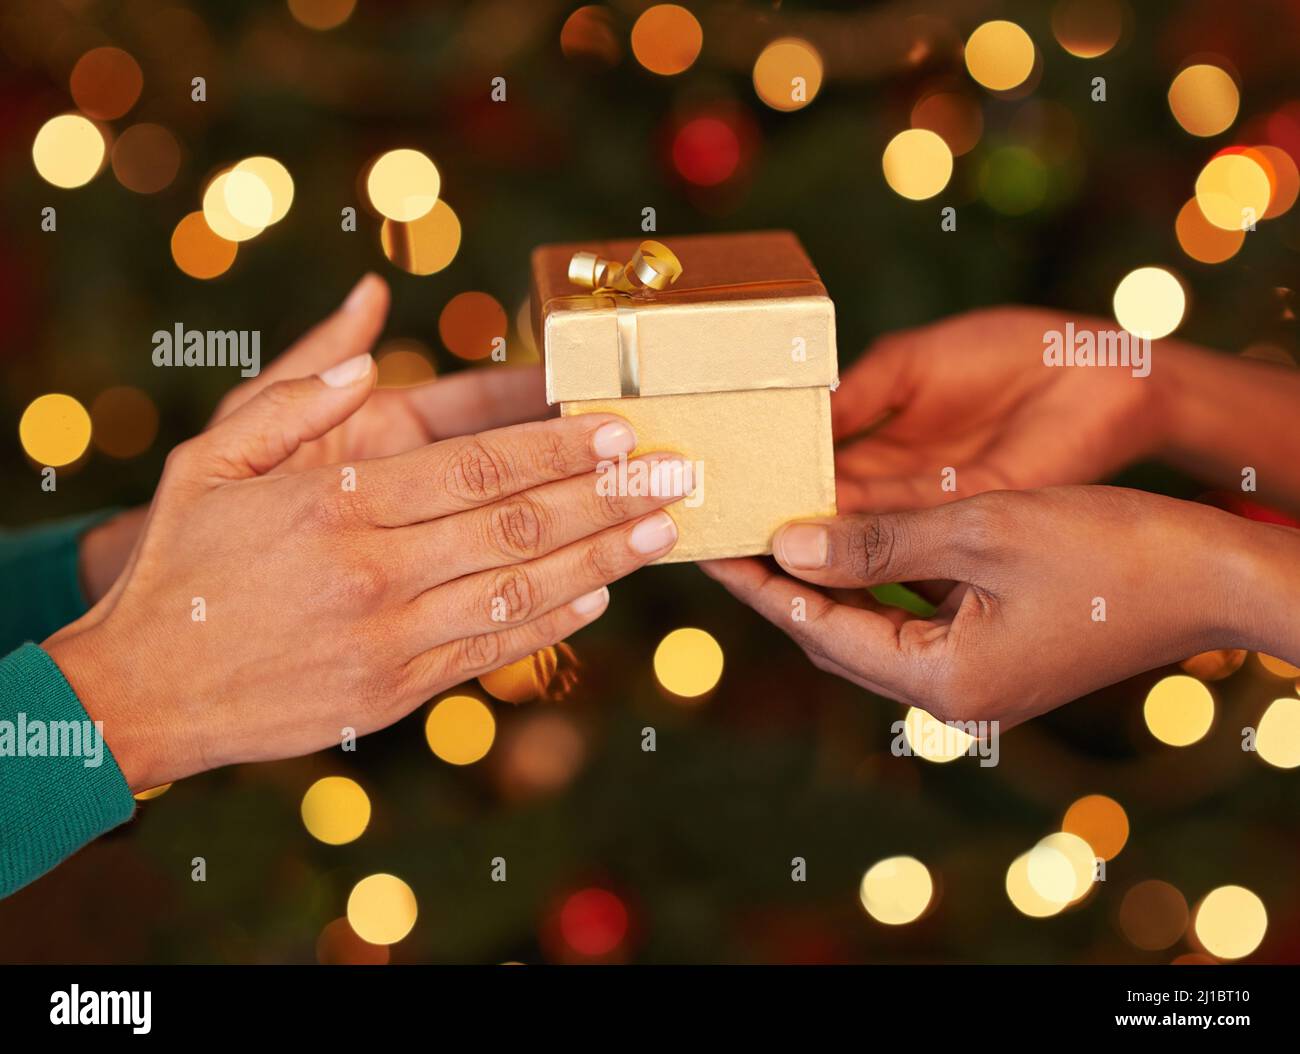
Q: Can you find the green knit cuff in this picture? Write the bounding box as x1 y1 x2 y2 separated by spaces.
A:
0 643 136 899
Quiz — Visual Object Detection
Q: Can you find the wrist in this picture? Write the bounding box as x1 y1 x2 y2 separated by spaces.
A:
1227 519 1300 661
42 623 185 793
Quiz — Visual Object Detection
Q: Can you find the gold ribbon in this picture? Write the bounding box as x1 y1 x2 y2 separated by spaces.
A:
567 239 684 297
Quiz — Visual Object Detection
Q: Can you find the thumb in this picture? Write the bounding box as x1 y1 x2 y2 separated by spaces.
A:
771 504 971 588
193 352 375 480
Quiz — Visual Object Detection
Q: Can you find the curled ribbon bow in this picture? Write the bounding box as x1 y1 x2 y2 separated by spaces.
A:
567 239 683 296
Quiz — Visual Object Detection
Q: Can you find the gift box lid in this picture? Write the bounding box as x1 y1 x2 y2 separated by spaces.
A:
531 230 838 404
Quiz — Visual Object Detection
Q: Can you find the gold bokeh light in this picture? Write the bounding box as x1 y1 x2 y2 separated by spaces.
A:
630 5 702 77
20 394 92 467
172 210 238 279
964 20 1036 93
346 873 418 945
381 199 461 275
33 114 106 189
367 148 441 223
752 38 824 113
1062 793 1128 860
1143 674 1214 746
1194 885 1267 960
859 856 933 925
653 627 724 700
1195 152 1271 231
1168 64 1239 138
1112 266 1185 339
300 776 371 845
1255 697 1300 769
425 695 496 765
882 128 953 200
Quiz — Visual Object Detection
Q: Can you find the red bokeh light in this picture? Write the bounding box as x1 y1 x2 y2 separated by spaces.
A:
671 115 742 186
559 887 629 957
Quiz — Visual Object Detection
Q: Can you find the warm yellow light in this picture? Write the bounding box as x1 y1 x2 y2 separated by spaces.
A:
19 394 92 467
375 340 436 388
630 4 702 77
233 156 294 224
111 123 181 195
1252 145 1300 218
903 706 973 763
1005 851 1065 918
1194 885 1267 960
32 114 106 189
1062 793 1128 860
1112 266 1185 339
1143 674 1214 746
1168 64 1239 138
222 168 274 230
1195 153 1271 231
910 92 984 157
346 873 418 945
91 386 158 459
1050 0 1123 59
171 210 238 280
1256 697 1300 769
425 695 496 765
653 627 724 699
381 198 461 275
69 46 144 120
1028 832 1096 904
367 148 440 223
1257 653 1300 678
752 38 824 113
133 783 172 802
859 856 933 925
1175 197 1244 264
202 171 264 242
882 128 953 201
964 20 1036 93
287 0 356 31
300 776 371 845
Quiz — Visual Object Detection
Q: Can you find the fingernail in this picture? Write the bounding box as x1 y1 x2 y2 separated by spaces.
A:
343 273 379 313
629 510 678 554
592 420 636 458
649 457 694 498
571 586 609 616
776 523 828 569
319 352 373 387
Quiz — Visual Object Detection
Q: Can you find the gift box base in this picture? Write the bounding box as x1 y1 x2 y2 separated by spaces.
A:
562 386 837 563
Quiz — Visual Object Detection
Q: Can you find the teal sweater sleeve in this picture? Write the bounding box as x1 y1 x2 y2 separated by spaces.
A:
1 645 136 898
0 513 136 898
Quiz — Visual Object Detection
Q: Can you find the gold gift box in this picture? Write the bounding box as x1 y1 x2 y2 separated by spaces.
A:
530 230 838 563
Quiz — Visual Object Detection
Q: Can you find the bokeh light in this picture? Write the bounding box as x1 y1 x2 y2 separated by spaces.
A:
1257 653 1300 678
882 128 953 200
171 210 238 279
1006 851 1066 918
1250 144 1300 218
222 168 274 230
367 148 440 222
315 917 389 965
630 5 702 77
69 47 143 120
300 776 371 845
1143 674 1214 746
438 291 507 361
133 783 172 802
964 20 1036 93
979 146 1048 215
860 856 933 925
1255 697 1300 768
233 156 294 224
1175 197 1244 264
346 873 418 945
1027 832 1096 905
495 711 586 799
1168 64 1239 138
1119 880 1188 950
1194 885 1267 960
1180 648 1247 680
19 394 92 467
90 386 158 459
32 114 106 189
480 644 580 704
1062 794 1128 860
672 116 741 186
287 0 357 31
559 887 628 957
202 171 264 242
653 627 724 700
381 198 461 275
1113 266 1185 339
752 38 824 113
425 694 496 765
910 91 984 156
1195 152 1271 230
375 339 436 387
560 5 621 68
1050 0 1124 59
111 123 181 195
902 706 974 763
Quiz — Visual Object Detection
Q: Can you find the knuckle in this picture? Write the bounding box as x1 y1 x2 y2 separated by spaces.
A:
595 483 632 524
457 630 504 672
531 429 573 479
488 566 539 623
328 556 390 606
488 497 549 559
953 496 1014 557
445 438 510 504
850 516 900 581
581 534 624 582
